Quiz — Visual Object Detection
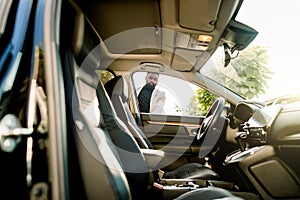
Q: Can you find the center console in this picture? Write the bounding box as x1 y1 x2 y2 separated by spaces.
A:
223 146 264 166
152 178 238 200
223 145 300 199
140 148 239 199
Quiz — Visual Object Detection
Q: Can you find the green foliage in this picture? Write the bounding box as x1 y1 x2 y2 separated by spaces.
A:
174 105 183 113
186 96 203 115
187 45 272 115
97 70 115 85
227 45 273 99
194 89 216 114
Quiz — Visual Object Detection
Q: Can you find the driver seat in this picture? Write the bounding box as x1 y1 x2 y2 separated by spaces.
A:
104 75 219 180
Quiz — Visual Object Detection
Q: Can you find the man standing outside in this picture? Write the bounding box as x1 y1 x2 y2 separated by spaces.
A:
137 72 165 113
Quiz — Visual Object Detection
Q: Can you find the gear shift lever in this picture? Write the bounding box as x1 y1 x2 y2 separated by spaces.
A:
235 132 247 151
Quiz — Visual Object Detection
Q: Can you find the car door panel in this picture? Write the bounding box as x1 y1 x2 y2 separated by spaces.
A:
140 113 204 163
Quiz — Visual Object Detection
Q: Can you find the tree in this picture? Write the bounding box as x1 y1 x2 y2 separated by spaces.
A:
226 45 272 99
190 90 217 115
186 96 203 116
187 45 272 115
96 69 115 85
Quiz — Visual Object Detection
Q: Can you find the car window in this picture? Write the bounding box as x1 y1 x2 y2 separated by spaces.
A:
131 71 216 116
201 0 300 102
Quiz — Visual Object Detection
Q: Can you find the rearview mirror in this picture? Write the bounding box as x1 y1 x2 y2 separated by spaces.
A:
221 21 258 67
222 20 258 51
223 43 231 67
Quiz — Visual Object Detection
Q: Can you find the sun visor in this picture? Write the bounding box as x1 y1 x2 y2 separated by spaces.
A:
179 0 222 32
88 0 161 54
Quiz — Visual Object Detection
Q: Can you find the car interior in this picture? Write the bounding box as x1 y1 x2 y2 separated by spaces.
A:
59 2 252 199
57 0 300 199
1 0 300 199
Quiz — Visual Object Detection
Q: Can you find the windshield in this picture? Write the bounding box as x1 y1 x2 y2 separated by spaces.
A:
201 0 300 102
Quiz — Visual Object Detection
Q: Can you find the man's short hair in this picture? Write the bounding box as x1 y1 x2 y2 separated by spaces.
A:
147 72 159 76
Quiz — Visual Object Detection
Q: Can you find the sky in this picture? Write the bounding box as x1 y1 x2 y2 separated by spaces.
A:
236 0 300 100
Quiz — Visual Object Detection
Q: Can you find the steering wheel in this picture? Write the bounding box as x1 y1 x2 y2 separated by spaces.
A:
196 97 227 158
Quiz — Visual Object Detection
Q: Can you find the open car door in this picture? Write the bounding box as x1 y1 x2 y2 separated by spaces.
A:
129 68 209 170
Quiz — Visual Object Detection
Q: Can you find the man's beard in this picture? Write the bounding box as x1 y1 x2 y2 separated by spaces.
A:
144 84 156 90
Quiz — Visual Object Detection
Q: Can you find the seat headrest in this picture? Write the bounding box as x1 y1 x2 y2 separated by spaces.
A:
72 13 85 57
104 76 129 101
70 10 101 67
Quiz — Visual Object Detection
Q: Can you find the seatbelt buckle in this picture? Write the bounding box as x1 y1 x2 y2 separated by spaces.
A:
158 169 165 179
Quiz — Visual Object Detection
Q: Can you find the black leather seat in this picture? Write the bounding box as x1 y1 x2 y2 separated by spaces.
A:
104 75 219 180
175 187 243 200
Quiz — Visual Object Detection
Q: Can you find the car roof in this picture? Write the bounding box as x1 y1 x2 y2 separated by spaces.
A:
70 0 254 74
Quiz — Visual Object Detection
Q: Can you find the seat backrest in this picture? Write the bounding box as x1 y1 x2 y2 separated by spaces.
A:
63 30 132 200
68 65 132 200
104 75 154 149
61 3 155 199
96 75 154 199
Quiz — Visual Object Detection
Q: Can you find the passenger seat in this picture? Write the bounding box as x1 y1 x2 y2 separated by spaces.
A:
104 75 219 180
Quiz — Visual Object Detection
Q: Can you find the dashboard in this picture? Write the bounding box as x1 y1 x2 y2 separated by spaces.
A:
224 100 300 199
233 100 300 146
